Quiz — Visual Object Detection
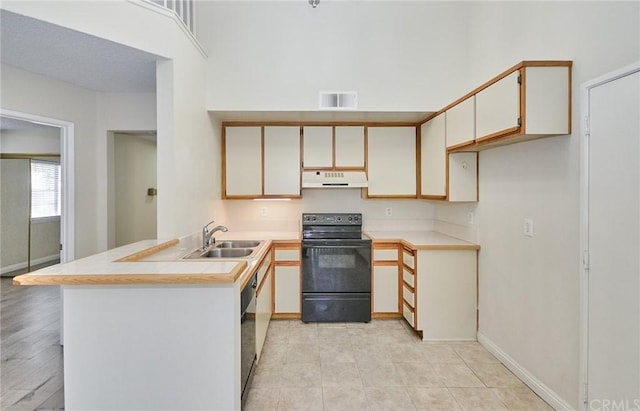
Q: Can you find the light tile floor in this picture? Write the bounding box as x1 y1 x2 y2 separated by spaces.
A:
245 319 552 411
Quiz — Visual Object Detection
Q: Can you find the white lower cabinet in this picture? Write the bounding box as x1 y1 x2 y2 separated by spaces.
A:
273 243 301 315
255 254 272 361
413 249 478 341
373 265 399 313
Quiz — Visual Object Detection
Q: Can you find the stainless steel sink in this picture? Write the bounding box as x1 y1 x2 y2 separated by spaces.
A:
215 240 261 249
183 247 254 259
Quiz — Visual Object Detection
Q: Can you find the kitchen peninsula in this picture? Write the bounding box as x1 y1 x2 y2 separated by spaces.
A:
12 232 282 411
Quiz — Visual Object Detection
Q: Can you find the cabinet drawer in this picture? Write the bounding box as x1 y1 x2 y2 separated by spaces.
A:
402 302 415 328
403 249 415 269
274 248 300 262
402 283 415 309
402 267 415 288
373 248 399 261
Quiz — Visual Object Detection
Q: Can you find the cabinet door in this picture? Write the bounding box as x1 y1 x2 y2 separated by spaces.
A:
367 127 416 197
448 152 477 202
256 268 272 361
420 113 446 198
446 96 475 148
224 127 262 197
335 126 365 169
274 265 300 313
417 250 477 341
475 70 521 141
264 126 301 196
523 66 571 135
373 265 399 313
303 126 332 169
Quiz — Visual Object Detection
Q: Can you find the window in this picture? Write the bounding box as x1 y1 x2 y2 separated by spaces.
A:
31 160 61 220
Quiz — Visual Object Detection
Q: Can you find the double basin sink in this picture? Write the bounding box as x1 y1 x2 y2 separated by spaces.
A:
182 240 263 260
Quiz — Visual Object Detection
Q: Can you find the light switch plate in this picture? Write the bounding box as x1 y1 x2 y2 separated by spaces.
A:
524 218 534 237
467 211 474 225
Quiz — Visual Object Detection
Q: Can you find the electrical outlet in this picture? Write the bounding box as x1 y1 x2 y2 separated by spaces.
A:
524 218 534 237
467 211 474 225
260 207 267 217
385 207 392 217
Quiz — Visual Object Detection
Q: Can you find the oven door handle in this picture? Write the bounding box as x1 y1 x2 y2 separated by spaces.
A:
302 245 370 249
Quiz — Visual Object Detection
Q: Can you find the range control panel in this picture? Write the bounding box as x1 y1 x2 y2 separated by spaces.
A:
302 213 362 226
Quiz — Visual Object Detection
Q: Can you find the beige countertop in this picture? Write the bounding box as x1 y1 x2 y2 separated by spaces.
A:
364 230 480 250
12 231 300 287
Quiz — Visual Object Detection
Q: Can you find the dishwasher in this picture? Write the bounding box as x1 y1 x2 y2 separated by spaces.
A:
240 273 257 407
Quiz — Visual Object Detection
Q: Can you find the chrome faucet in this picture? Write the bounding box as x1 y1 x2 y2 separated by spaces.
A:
202 221 229 250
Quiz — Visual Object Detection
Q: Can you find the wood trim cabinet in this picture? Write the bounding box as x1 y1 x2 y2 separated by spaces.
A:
372 242 401 316
419 113 447 199
222 125 301 199
302 126 365 170
367 126 417 198
419 115 478 202
403 248 478 341
272 242 301 317
451 61 572 151
254 251 273 362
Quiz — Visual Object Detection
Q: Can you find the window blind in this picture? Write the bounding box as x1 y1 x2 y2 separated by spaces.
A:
31 160 61 219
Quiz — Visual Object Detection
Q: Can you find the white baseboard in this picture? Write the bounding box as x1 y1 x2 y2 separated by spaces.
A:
477 332 574 411
1 254 59 275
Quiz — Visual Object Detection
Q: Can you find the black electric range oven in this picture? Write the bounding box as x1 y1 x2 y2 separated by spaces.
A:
301 213 372 323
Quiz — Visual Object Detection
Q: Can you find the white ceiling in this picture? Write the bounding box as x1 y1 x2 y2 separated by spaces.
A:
0 9 159 93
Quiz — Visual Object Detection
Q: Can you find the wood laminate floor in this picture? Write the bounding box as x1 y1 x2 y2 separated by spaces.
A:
1 277 64 410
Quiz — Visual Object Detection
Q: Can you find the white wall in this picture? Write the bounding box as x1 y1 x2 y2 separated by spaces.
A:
1 125 60 153
433 2 640 409
217 189 435 234
198 1 471 111
1 64 102 258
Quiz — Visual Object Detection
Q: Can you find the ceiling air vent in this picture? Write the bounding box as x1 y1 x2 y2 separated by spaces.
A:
319 91 358 110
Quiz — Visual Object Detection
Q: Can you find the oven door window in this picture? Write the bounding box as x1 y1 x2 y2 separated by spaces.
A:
301 244 371 293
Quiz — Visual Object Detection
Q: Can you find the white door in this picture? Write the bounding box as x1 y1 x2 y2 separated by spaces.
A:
584 66 639 409
114 133 157 246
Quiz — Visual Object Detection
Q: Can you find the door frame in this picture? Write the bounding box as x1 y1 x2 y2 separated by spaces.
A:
579 61 640 410
0 108 75 263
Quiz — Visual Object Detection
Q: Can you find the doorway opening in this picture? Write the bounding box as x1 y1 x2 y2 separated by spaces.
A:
107 131 157 249
0 110 75 276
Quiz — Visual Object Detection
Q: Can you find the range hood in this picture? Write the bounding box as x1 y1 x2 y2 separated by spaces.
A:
302 171 368 188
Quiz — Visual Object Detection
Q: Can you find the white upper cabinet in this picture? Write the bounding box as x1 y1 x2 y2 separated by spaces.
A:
445 96 475 149
367 127 416 197
223 125 301 198
473 62 571 148
302 126 365 170
302 126 332 168
420 113 446 198
475 70 521 140
521 66 571 135
224 126 262 197
335 126 365 169
264 126 301 196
